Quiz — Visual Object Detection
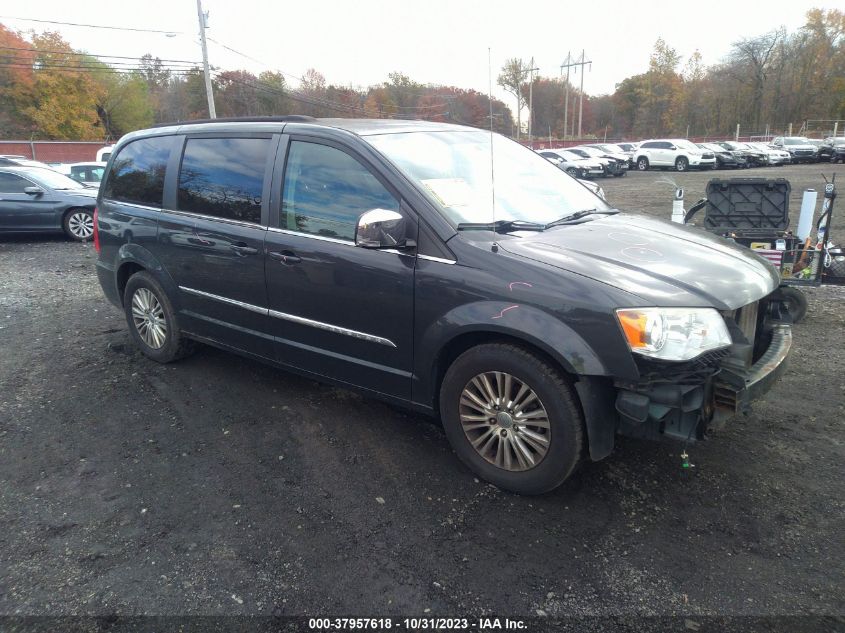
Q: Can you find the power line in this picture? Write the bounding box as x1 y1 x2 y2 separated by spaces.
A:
0 15 184 35
0 56 200 71
0 62 200 76
205 37 450 114
0 45 201 65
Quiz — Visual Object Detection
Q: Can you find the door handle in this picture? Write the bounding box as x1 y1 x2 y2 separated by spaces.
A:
269 250 301 265
230 243 258 255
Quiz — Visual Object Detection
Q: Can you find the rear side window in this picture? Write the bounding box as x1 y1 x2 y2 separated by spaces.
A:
282 141 399 241
177 137 271 224
0 172 30 193
103 136 172 207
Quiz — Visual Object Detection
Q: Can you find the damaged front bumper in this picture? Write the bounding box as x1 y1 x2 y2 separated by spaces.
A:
612 299 792 444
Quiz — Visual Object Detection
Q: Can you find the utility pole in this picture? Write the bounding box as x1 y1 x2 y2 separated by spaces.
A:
560 52 572 141
577 49 590 139
561 51 590 140
527 57 539 145
196 0 216 118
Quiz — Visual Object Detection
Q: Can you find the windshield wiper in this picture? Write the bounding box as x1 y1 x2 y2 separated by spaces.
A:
544 208 618 228
456 219 547 233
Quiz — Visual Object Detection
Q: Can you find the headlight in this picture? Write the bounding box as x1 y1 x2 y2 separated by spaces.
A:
615 307 732 361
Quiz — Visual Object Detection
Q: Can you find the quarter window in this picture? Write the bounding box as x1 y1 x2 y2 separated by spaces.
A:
0 172 29 193
282 141 399 241
103 136 173 207
177 137 271 224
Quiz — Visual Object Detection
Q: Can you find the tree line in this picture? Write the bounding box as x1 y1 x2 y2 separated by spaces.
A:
513 8 845 140
0 7 842 142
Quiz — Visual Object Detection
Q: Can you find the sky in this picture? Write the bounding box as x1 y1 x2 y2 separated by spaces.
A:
1 0 840 114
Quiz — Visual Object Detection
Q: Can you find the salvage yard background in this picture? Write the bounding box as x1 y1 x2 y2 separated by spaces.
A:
0 164 843 624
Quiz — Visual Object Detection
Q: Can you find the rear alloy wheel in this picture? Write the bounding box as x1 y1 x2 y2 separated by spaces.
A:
637 157 649 171
63 208 94 241
675 156 689 172
440 343 584 494
123 271 195 363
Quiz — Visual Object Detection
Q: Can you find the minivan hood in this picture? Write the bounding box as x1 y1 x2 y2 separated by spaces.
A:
497 213 779 310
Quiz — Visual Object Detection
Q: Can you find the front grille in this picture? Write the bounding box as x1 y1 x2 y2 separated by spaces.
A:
634 348 730 385
701 153 715 159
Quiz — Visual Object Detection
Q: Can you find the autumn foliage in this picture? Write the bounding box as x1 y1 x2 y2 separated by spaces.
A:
1 8 843 141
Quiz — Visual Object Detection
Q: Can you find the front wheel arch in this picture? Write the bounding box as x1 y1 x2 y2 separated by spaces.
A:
434 333 571 402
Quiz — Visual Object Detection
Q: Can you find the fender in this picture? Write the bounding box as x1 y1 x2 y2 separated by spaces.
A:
414 301 615 405
415 301 629 462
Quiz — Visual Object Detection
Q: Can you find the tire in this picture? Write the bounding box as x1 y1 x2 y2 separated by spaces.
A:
675 156 689 172
123 271 195 363
439 343 584 495
565 167 578 177
613 171 627 177
636 157 649 171
63 208 94 241
779 286 808 323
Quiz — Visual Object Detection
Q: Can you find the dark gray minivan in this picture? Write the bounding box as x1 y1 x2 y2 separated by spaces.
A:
95 117 793 494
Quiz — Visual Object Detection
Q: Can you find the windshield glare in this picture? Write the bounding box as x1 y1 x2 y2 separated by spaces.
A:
25 168 86 190
366 130 609 225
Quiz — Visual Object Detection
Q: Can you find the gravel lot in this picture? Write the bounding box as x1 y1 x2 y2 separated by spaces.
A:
0 163 843 632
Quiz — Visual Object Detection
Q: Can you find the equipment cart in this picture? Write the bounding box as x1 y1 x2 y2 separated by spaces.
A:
685 176 843 322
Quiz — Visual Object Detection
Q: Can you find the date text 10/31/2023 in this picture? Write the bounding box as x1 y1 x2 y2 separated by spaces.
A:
308 617 527 630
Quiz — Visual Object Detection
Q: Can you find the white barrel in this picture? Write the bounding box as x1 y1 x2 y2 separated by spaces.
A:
796 189 817 240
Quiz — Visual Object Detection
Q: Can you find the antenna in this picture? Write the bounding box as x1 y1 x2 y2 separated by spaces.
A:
488 47 496 222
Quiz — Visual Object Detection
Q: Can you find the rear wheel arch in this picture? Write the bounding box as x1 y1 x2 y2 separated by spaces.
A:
116 261 146 306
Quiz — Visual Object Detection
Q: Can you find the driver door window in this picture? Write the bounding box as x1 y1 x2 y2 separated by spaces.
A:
281 141 399 241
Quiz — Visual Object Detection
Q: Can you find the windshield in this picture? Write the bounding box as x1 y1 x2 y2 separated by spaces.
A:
674 140 701 152
559 150 584 161
24 167 87 190
783 138 809 145
366 130 609 225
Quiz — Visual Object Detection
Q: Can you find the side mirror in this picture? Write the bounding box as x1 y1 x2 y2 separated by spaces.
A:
24 186 44 196
355 208 408 249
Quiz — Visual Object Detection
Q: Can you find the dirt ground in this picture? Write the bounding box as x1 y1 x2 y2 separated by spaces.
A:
0 163 843 632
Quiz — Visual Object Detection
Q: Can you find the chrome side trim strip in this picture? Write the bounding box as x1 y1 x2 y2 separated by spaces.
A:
162 208 265 230
418 254 456 265
268 309 397 348
178 286 267 315
178 285 396 347
104 200 162 213
266 226 351 245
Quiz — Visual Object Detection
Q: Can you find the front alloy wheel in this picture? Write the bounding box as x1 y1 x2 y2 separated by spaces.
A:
459 372 550 471
675 156 689 172
64 209 94 240
440 343 584 494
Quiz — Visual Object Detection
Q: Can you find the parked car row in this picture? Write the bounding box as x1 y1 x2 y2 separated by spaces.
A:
537 143 629 178
538 134 840 173
818 137 845 163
